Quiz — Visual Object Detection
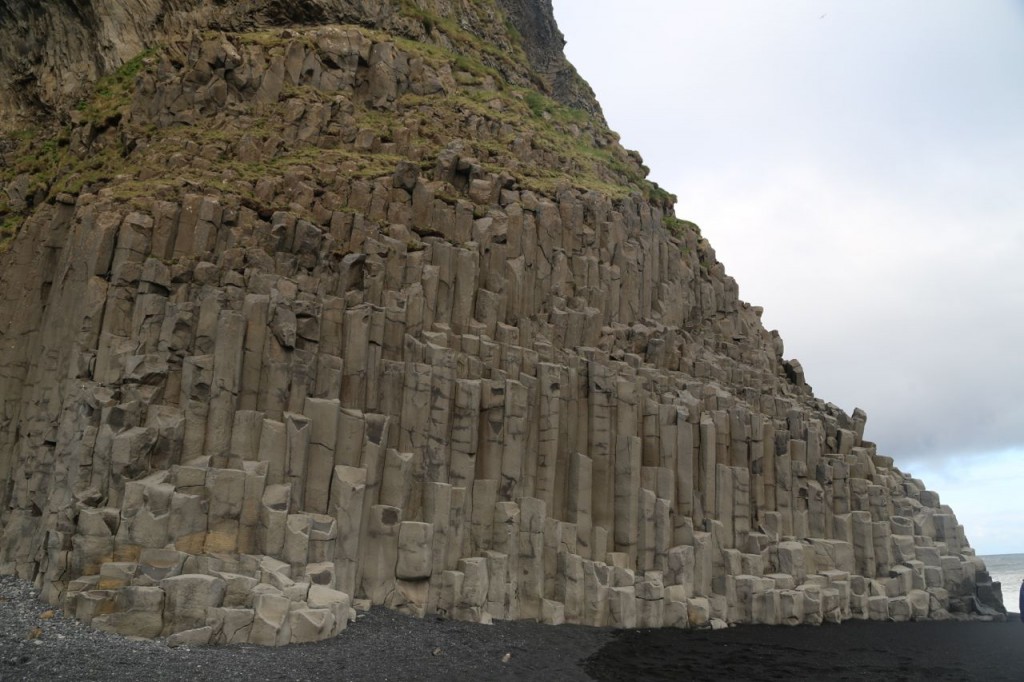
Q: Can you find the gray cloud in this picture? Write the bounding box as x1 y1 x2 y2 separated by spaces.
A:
555 0 1024 466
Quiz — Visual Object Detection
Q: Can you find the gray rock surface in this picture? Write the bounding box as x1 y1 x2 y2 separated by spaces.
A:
0 0 1004 649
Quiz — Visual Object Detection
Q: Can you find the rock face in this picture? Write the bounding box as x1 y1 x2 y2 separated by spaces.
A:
0 0 1004 646
0 0 591 128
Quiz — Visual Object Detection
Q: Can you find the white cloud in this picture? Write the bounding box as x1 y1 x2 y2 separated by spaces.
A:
680 160 1024 463
554 0 1024 552
909 450 1024 556
556 0 1024 463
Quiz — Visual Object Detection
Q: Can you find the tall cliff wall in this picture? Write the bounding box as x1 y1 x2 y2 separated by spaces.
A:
0 0 1004 646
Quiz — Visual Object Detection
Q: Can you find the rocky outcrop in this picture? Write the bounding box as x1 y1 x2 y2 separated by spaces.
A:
0 0 594 129
0 0 1004 647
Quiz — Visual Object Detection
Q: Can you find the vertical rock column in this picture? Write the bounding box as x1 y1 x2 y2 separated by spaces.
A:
206 311 246 469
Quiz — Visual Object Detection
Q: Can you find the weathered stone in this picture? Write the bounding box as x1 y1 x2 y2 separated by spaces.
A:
207 607 255 645
249 592 292 646
0 1 1000 650
330 465 367 597
161 574 226 636
166 626 214 647
91 586 165 638
308 584 353 635
362 505 402 604
396 521 433 580
289 607 335 644
687 597 711 628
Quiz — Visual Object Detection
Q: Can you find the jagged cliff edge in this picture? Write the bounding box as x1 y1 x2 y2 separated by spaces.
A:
0 0 1005 646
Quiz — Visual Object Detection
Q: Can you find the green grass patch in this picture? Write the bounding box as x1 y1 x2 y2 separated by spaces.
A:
663 216 700 240
0 211 21 252
76 48 158 126
0 20 683 251
525 91 547 118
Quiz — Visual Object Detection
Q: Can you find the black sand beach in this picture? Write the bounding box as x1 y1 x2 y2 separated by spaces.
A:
587 618 1024 681
1 577 1021 681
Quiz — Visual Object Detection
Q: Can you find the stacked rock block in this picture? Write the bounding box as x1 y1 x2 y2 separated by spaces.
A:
0 25 1003 645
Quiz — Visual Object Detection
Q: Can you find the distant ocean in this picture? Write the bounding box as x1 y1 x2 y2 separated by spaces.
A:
981 553 1024 613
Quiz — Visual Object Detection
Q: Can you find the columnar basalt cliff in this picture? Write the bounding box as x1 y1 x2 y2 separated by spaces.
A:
0 0 1004 646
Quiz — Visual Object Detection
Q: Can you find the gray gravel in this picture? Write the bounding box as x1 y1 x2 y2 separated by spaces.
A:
8 575 1020 681
0 576 611 681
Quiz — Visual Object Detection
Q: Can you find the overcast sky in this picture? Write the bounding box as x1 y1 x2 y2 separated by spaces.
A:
554 1 1024 555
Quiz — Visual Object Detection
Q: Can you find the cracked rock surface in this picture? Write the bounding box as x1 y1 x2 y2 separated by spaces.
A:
0 0 1005 652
